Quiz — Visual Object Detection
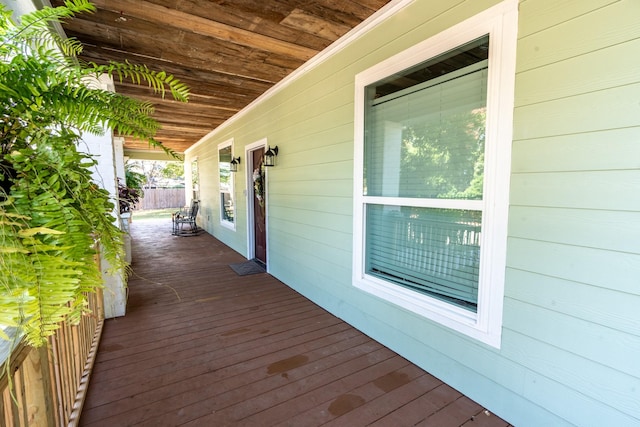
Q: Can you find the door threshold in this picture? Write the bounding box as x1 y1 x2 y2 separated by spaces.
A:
251 258 266 270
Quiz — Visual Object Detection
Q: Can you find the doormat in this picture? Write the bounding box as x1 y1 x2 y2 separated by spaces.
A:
229 260 266 276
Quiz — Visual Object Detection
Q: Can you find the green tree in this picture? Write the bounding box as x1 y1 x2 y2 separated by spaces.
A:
161 162 185 180
401 109 486 200
0 0 189 346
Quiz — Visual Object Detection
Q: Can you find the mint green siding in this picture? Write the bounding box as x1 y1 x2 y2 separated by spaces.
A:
186 0 640 425
505 0 640 424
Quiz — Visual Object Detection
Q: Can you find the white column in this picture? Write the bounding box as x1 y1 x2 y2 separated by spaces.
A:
81 75 128 318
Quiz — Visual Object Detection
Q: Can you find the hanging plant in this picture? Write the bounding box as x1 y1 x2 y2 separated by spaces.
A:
253 163 265 207
118 178 142 214
0 0 189 347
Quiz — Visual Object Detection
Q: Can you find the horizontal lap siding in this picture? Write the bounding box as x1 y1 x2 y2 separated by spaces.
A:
509 0 640 425
186 135 248 254
186 0 640 425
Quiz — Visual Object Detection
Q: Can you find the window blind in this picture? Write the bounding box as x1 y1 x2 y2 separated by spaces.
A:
365 205 481 310
362 38 489 312
364 63 488 200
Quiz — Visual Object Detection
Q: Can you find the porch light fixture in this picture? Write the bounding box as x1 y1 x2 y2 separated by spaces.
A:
264 146 279 167
230 156 241 172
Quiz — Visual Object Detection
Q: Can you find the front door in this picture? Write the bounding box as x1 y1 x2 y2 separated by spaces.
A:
250 147 267 265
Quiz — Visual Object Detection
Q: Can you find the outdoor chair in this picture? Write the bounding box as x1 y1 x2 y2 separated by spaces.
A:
172 200 200 236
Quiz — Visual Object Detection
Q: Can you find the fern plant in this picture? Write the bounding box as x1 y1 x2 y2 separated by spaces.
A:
125 163 147 192
0 0 189 347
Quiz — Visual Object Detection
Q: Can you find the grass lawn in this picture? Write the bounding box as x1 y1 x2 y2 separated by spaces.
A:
132 208 177 221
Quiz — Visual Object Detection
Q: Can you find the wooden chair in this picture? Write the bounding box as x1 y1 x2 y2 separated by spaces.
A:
172 200 200 236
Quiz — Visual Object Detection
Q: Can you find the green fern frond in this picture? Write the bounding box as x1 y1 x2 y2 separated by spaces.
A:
91 60 190 102
0 0 95 55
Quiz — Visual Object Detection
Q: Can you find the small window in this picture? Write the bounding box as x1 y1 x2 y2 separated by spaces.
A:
191 159 199 201
218 140 235 229
353 2 517 347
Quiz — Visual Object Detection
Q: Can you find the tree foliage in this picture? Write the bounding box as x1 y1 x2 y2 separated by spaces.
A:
0 0 189 346
127 160 184 187
400 109 486 200
160 162 185 180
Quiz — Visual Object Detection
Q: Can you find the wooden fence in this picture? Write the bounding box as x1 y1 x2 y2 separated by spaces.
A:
135 187 186 210
0 289 104 426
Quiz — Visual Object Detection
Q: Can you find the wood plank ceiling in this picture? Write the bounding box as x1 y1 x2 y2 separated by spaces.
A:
51 0 392 155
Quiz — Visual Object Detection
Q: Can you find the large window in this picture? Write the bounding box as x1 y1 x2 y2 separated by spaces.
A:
353 2 517 347
218 140 235 229
365 36 488 312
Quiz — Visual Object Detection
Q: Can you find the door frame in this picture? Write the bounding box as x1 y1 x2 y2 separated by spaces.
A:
245 138 268 267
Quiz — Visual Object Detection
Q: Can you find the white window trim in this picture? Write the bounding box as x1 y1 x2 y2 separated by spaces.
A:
352 0 518 348
190 157 199 202
218 138 236 231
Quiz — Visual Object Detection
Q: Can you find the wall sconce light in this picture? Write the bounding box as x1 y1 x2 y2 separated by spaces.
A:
230 156 241 172
264 146 279 167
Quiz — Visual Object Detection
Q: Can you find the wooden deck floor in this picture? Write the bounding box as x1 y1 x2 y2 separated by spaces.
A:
80 219 511 427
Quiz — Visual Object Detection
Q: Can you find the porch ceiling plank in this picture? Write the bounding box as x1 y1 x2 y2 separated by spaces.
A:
158 124 219 134
120 96 241 115
64 23 300 82
78 220 510 426
153 128 213 139
319 0 387 18
89 0 320 60
142 107 237 126
135 102 241 120
280 8 353 40
153 112 237 126
111 83 248 107
150 0 337 51
117 84 259 109
49 0 392 154
121 139 195 154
